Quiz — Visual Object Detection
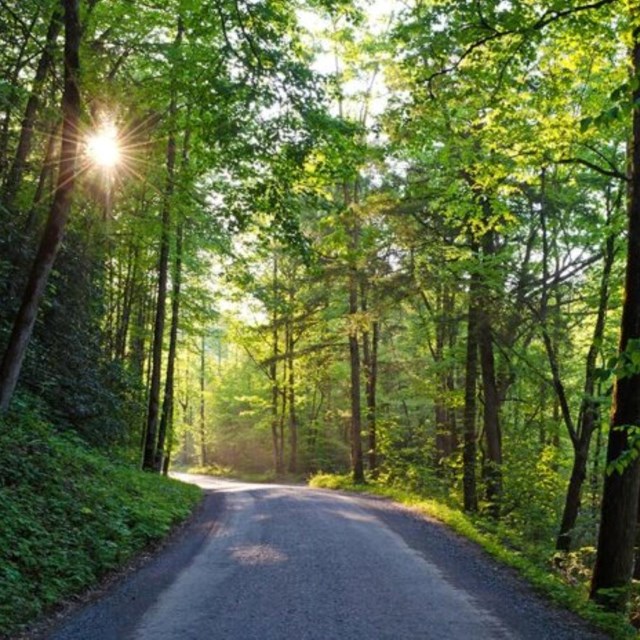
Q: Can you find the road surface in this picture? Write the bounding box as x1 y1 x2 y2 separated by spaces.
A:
45 474 606 640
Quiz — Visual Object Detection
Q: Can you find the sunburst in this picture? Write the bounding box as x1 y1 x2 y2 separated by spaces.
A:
86 122 121 169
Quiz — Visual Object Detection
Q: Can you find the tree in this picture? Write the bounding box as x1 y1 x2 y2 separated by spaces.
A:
0 0 82 412
141 19 183 471
590 24 640 611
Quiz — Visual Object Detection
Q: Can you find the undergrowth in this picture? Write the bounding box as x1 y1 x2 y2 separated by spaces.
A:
184 463 304 484
309 473 635 640
0 408 202 637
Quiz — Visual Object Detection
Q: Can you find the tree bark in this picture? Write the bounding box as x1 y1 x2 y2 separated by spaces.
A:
199 333 207 466
478 317 502 516
0 7 42 180
114 244 138 361
590 33 640 611
22 119 61 236
463 268 480 512
361 281 379 475
156 124 190 472
141 20 182 470
161 399 175 476
557 444 589 552
270 255 284 474
155 222 183 472
129 273 149 384
366 321 379 475
477 230 502 516
434 284 457 464
3 6 63 207
348 226 365 484
279 358 287 471
445 286 459 451
556 229 614 551
433 285 447 464
0 0 81 413
287 313 298 474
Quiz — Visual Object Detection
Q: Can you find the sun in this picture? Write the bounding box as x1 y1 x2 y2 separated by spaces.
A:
86 123 120 169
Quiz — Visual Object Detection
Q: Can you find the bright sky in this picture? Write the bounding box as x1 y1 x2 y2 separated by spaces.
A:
298 0 400 122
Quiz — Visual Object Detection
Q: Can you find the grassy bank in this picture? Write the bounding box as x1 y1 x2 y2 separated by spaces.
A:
184 463 306 484
309 473 635 640
0 410 202 637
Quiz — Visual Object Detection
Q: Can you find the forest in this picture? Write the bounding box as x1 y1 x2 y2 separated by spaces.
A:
1 0 640 635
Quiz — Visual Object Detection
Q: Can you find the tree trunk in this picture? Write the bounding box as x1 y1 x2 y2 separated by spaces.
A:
556 229 614 551
129 274 148 383
433 284 447 465
23 119 61 236
3 6 63 207
349 327 364 482
270 255 284 474
478 312 502 517
556 444 589 552
349 240 365 484
434 284 457 464
156 124 190 472
476 228 502 516
446 287 459 451
271 365 282 473
0 0 81 413
361 281 379 475
463 268 480 512
0 8 42 180
141 163 173 468
161 402 174 476
114 244 138 361
591 403 604 526
590 33 640 611
155 222 183 472
141 20 182 470
287 315 298 474
199 333 207 466
367 321 379 476
279 361 287 471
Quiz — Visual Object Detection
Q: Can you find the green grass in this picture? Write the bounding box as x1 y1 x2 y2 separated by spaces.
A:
309 473 635 640
184 463 305 484
0 409 202 637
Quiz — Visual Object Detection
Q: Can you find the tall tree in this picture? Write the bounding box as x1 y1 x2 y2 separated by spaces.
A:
590 26 640 611
141 19 183 471
2 4 63 208
0 0 82 412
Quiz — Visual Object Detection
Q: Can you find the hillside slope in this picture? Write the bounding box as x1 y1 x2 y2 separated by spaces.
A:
0 408 202 637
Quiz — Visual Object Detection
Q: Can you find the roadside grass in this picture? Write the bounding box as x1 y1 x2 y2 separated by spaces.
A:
309 473 635 640
0 409 202 638
182 463 306 485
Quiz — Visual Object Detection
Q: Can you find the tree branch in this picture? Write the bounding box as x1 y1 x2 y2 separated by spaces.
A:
556 156 628 181
426 0 616 86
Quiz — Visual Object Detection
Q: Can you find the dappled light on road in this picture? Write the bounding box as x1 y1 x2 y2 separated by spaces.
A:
230 544 288 566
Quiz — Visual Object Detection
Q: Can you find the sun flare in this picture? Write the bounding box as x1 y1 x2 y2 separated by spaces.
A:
86 123 120 169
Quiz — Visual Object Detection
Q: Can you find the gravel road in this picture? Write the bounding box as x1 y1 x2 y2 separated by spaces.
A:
45 474 608 640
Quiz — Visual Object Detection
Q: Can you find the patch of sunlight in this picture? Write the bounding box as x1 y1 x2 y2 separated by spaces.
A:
230 544 288 566
329 508 378 524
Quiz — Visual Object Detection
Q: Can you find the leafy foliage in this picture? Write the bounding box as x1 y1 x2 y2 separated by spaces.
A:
0 404 201 636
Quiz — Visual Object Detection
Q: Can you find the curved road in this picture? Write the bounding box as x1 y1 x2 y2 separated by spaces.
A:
45 475 606 640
